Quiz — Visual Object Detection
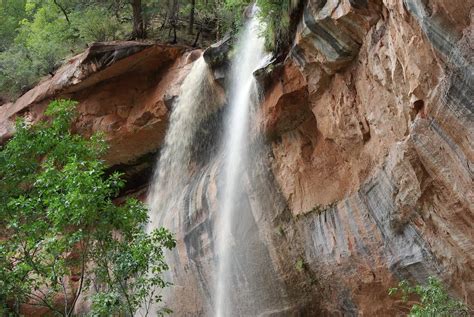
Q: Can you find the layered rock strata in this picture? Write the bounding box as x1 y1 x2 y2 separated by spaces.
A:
260 0 473 313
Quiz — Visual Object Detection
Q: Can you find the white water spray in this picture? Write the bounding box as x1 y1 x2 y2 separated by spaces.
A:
147 56 219 228
214 14 268 317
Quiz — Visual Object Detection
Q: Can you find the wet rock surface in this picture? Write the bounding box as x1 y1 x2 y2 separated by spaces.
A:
2 0 473 315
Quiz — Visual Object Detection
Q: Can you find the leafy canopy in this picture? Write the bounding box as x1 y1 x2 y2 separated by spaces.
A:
0 99 175 316
388 277 469 316
0 0 129 98
0 0 297 99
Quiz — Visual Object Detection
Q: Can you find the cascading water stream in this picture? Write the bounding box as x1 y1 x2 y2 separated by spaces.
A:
145 13 285 317
147 56 219 227
214 13 269 317
145 55 221 316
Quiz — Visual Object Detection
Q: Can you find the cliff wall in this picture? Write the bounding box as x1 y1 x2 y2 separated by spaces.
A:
1 0 472 315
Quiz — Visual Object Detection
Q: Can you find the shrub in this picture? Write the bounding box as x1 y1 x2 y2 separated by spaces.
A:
0 2 77 99
0 44 37 97
0 99 175 316
389 276 469 316
72 7 128 43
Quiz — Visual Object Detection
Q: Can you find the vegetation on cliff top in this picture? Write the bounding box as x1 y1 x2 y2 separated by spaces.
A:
0 99 176 316
0 0 297 100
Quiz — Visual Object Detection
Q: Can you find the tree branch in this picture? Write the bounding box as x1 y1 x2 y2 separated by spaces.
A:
60 276 69 316
53 0 71 24
143 288 156 317
67 238 89 316
117 278 135 317
26 292 64 316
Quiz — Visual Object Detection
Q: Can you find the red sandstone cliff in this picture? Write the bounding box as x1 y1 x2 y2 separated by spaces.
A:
0 0 472 315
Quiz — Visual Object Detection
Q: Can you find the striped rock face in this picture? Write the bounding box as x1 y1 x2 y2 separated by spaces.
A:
163 0 473 315
256 0 473 314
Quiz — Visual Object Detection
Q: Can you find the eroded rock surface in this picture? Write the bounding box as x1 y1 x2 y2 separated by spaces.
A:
2 0 473 315
259 0 473 314
160 0 473 312
0 41 199 166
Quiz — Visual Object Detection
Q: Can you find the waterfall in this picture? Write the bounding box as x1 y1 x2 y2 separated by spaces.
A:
146 12 287 317
147 56 219 228
214 13 269 317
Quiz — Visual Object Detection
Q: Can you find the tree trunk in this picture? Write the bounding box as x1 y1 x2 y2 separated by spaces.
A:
53 0 71 24
131 0 145 39
169 0 179 43
192 22 202 47
172 24 177 44
188 0 195 35
215 0 221 40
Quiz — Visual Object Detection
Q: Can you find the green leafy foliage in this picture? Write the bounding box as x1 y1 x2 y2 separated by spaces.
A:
294 258 306 272
0 99 176 316
217 0 298 50
0 0 299 99
256 0 294 51
388 277 469 316
18 3 75 69
0 44 38 97
0 0 133 99
71 6 129 43
216 0 250 34
0 0 27 51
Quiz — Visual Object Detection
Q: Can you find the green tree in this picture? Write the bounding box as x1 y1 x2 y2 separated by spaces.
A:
0 0 295 100
389 276 469 316
71 6 126 43
0 0 27 51
256 0 294 51
0 99 175 316
0 0 131 99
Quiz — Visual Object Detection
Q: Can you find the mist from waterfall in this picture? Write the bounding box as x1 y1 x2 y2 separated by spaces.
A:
214 14 268 317
147 56 219 229
145 15 281 317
